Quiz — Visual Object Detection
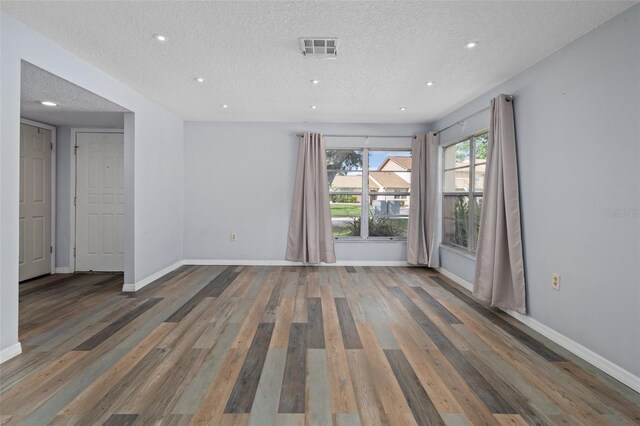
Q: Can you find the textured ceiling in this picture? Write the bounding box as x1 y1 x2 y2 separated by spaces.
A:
4 1 636 123
21 61 128 127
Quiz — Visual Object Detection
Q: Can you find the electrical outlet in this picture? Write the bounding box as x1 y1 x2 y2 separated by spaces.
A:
230 233 237 241
551 273 560 290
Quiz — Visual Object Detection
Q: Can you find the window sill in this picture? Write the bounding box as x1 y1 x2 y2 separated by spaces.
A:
440 244 476 260
335 238 407 243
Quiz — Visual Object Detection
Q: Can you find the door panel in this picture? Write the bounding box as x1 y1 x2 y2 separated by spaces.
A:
75 132 124 272
19 123 52 281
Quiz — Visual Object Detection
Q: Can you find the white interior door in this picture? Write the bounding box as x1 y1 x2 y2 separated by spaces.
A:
75 132 125 272
19 124 52 281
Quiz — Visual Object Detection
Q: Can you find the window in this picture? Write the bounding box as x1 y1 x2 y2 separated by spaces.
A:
442 132 487 252
327 149 411 239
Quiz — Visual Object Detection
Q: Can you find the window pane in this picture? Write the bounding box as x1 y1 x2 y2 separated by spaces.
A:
443 195 469 248
368 150 411 198
327 149 363 237
367 150 411 238
327 149 412 239
471 196 483 252
329 171 363 193
474 196 483 233
443 219 468 248
369 150 411 172
444 166 470 192
368 194 409 238
330 203 361 237
327 150 363 193
443 140 470 171
474 133 488 162
474 163 485 192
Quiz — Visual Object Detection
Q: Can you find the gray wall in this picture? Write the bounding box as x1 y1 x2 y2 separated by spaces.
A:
183 122 430 262
434 5 640 376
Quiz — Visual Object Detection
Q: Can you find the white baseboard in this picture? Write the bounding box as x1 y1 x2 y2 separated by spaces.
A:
336 260 409 266
122 258 408 292
186 259 297 266
503 308 640 393
435 267 640 393
435 267 473 291
55 267 71 274
184 259 409 267
122 260 184 293
0 342 22 363
122 283 137 292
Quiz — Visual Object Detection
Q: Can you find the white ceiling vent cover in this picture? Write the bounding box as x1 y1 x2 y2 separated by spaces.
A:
300 38 338 58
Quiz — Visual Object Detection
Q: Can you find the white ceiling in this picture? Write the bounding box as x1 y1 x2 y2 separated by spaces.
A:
4 1 636 123
21 61 128 127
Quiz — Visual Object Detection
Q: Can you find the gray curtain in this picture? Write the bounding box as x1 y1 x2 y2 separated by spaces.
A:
474 95 526 313
407 132 440 267
286 133 336 264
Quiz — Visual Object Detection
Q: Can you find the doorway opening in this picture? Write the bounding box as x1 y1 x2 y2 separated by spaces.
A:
19 61 131 283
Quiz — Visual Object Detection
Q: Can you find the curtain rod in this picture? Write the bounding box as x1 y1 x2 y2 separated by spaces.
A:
434 95 512 136
434 106 490 136
295 134 414 138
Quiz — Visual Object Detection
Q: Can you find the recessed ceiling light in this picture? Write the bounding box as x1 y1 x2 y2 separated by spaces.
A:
310 79 320 85
465 41 479 49
399 107 407 111
221 104 229 109
195 77 205 83
153 34 167 42
40 101 58 107
426 81 435 86
310 105 318 109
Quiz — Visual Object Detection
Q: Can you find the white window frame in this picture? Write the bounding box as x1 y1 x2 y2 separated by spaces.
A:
441 130 488 254
327 147 411 241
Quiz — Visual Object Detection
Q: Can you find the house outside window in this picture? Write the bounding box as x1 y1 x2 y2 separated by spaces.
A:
327 149 411 239
442 132 488 253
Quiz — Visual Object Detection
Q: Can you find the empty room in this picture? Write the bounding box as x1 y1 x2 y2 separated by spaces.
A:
0 1 639 425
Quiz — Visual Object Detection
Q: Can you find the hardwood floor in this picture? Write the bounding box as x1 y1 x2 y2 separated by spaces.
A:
1 266 639 425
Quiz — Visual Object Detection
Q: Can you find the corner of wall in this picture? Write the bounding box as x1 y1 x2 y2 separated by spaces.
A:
123 259 184 293
0 342 22 364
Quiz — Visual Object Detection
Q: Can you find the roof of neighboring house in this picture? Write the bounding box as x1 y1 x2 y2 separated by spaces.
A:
332 171 410 191
369 172 410 189
378 156 412 171
331 175 376 190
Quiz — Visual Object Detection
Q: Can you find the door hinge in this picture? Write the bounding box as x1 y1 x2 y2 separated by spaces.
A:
50 142 53 150
74 145 78 155
74 196 77 206
73 248 76 257
50 245 53 254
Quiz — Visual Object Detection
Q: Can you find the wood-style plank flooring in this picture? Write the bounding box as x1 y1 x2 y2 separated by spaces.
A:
1 266 639 425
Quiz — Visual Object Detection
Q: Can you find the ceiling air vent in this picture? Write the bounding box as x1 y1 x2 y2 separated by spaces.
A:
300 38 338 58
